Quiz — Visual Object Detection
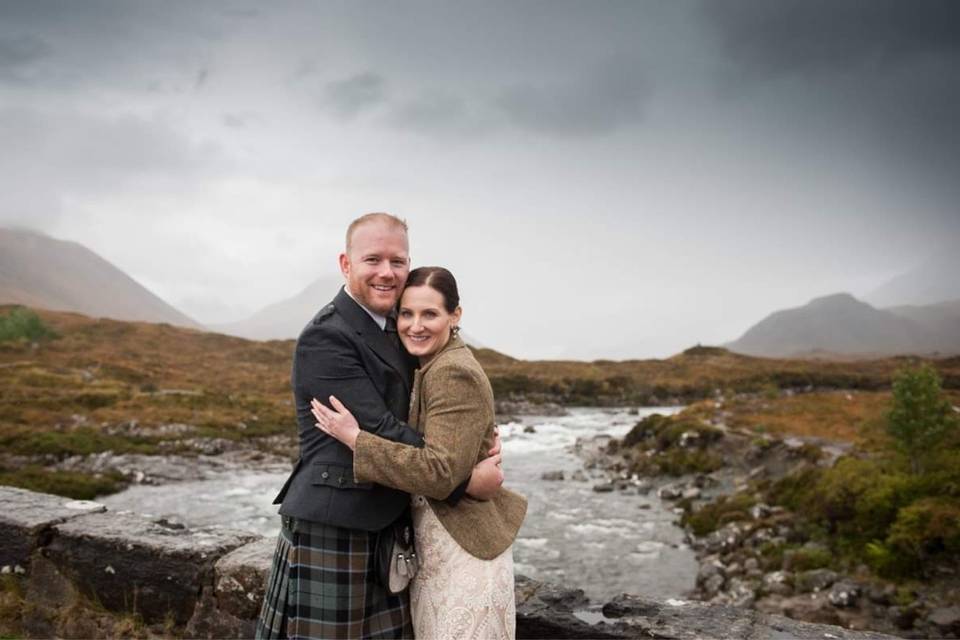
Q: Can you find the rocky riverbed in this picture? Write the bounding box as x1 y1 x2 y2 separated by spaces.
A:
571 403 960 639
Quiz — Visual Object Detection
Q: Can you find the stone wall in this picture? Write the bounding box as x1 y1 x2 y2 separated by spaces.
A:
0 486 897 639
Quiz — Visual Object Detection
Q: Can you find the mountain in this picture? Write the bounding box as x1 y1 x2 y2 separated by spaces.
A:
886 299 960 352
865 250 960 308
725 293 959 358
0 227 200 329
211 276 344 340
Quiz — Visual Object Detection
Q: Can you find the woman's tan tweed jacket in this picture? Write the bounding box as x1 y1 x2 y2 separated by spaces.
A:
353 336 527 560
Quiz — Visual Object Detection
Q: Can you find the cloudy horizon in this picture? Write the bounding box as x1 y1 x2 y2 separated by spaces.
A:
2 1 958 359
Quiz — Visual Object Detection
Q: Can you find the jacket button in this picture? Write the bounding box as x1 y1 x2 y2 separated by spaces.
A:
338 477 344 485
321 472 329 479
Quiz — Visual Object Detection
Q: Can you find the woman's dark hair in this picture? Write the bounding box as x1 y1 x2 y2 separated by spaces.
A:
404 266 459 313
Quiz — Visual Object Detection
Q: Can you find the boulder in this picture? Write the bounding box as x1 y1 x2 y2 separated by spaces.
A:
43 510 256 625
927 606 960 635
828 581 861 608
215 537 276 620
597 593 894 639
761 571 794 597
0 486 105 571
795 569 838 594
541 471 565 481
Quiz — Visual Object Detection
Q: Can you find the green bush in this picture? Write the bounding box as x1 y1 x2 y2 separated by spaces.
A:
0 308 56 343
887 365 958 474
887 497 960 563
683 493 756 536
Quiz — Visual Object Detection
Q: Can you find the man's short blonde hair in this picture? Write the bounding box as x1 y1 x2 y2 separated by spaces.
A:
345 212 408 251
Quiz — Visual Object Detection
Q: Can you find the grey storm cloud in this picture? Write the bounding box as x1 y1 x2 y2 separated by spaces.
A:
0 34 51 81
496 62 652 137
321 72 388 119
704 0 960 78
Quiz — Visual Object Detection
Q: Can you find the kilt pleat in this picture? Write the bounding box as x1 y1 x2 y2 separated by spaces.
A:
256 517 412 640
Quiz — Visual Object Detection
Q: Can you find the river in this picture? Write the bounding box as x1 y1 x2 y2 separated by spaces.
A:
99 406 697 603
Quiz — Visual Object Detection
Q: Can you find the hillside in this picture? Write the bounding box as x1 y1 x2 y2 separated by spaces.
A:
0 228 200 329
726 293 960 358
211 275 343 340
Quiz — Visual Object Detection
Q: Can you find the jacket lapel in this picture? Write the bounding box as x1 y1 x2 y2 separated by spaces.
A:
333 287 412 390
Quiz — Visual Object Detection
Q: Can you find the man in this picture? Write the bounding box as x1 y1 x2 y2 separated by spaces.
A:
256 213 504 639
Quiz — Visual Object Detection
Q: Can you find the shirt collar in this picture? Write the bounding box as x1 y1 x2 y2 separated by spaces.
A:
344 286 388 330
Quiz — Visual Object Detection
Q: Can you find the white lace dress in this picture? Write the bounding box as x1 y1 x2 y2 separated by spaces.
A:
409 495 517 640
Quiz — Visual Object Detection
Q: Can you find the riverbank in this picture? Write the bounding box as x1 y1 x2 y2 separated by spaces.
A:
0 485 897 640
575 390 960 638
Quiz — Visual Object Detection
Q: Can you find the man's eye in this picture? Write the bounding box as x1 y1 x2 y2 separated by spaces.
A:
391 260 406 267
364 257 378 264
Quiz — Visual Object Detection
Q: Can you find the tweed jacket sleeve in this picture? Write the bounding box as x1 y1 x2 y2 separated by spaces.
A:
353 361 491 500
297 322 423 448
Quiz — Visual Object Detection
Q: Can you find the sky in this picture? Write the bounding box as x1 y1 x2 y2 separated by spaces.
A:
1 0 958 359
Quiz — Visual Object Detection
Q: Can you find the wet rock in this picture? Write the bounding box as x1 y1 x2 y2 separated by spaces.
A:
866 583 895 606
702 574 726 598
0 486 105 571
215 537 276 620
593 482 616 493
749 503 772 520
524 425 537 434
888 605 920 630
723 577 758 608
44 510 256 625
570 470 588 482
495 400 568 416
704 524 744 554
598 593 893 639
659 484 683 500
682 487 702 500
828 581 861 608
541 471 565 481
795 569 838 593
761 571 794 597
927 606 960 635
768 594 842 627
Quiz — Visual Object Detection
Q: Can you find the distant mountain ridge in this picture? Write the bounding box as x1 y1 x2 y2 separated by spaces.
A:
865 250 960 308
210 276 344 340
728 293 960 358
0 228 200 329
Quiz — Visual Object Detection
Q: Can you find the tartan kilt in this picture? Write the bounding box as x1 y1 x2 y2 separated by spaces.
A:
256 516 412 640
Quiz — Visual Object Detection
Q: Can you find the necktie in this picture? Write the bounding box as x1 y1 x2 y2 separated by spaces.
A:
384 314 401 352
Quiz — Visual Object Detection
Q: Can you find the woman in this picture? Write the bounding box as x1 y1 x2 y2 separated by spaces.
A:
312 266 527 640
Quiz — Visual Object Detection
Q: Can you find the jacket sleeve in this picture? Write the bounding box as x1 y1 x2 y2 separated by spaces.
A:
296 322 424 448
353 364 490 500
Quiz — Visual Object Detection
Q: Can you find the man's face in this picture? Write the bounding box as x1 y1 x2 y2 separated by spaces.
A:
339 221 410 315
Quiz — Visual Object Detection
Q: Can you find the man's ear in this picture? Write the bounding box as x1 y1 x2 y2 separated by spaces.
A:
338 253 350 278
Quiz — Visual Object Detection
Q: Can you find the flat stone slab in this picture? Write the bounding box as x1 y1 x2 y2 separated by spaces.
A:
45 510 256 625
600 594 899 640
0 486 105 570
215 536 276 620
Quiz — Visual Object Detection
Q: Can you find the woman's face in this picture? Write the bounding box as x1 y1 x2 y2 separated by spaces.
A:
397 285 461 359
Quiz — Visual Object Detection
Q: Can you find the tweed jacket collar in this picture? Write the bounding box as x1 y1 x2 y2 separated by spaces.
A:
408 335 467 428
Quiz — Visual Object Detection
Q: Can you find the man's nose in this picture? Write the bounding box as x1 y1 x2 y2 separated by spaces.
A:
376 260 393 278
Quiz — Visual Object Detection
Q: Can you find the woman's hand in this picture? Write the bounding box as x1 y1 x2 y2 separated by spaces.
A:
312 396 361 451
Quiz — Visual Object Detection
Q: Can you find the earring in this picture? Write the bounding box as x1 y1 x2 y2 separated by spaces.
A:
451 325 460 336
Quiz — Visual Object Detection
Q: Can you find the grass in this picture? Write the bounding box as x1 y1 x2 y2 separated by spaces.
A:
2 305 959 499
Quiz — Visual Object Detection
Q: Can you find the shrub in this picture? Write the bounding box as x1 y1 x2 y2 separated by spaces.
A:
0 308 56 343
887 497 960 564
683 493 756 536
887 365 958 474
